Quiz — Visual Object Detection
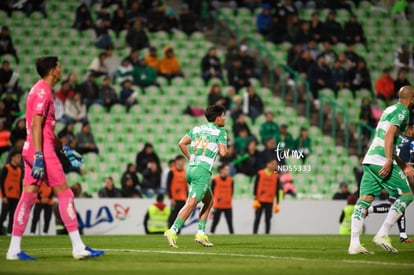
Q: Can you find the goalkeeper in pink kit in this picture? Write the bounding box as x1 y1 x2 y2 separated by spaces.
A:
6 56 104 260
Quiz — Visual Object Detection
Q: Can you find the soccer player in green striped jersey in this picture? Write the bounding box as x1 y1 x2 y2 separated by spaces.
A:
164 105 227 248
348 86 414 254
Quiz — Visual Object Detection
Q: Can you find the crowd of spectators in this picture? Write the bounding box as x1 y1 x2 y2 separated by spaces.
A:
3 0 414 200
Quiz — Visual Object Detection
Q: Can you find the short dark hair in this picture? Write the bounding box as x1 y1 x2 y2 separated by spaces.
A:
36 56 58 78
218 163 228 171
205 104 225 122
156 194 164 202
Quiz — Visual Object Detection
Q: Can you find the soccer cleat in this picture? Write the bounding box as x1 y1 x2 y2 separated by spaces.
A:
195 234 214 247
164 230 178 248
400 237 413 243
373 236 398 253
6 251 38 261
348 245 373 255
73 246 104 260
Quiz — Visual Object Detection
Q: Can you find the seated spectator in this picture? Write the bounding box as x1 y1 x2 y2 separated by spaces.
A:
234 128 250 154
121 163 142 198
232 113 252 138
72 3 94 31
246 85 264 123
24 0 47 18
201 47 223 85
287 43 302 69
280 172 296 198
119 79 138 111
287 15 302 43
147 3 167 33
375 68 395 105
75 122 99 155
136 142 162 174
293 127 311 164
296 20 314 45
394 43 413 71
225 36 240 70
259 137 277 169
331 59 350 95
67 73 79 91
111 5 128 38
2 90 20 121
227 58 249 92
238 44 260 80
57 122 77 148
0 101 12 130
0 27 19 64
0 60 21 97
115 58 134 85
291 49 314 77
62 92 88 124
141 160 162 198
344 43 361 67
125 48 140 67
391 0 410 21
126 0 144 25
235 139 260 178
332 182 351 200
322 10 343 44
278 124 294 151
77 73 104 108
319 41 337 67
220 144 237 176
158 46 183 82
99 76 118 112
303 40 320 61
88 52 109 78
307 55 334 104
126 18 149 51
10 118 26 146
179 4 198 36
0 120 11 156
164 8 179 34
145 46 160 72
343 15 367 49
208 83 226 106
337 52 354 72
256 3 273 36
94 5 113 49
394 69 411 98
133 55 159 93
98 177 122 198
259 111 280 145
55 80 75 104
310 12 323 42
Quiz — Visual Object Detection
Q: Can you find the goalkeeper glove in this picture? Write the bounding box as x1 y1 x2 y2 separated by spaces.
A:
273 204 280 213
252 200 261 210
63 144 84 168
31 152 45 179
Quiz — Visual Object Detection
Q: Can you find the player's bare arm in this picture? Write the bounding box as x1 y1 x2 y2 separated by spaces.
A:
32 115 44 153
218 144 227 157
379 125 398 177
178 135 191 160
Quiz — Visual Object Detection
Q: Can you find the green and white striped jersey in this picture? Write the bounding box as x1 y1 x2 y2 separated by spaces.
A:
186 122 227 171
363 102 409 166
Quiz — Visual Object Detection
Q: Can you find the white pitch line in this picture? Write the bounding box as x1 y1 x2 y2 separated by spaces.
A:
104 249 414 268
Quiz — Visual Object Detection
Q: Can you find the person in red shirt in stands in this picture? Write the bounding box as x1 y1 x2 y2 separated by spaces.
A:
375 68 395 106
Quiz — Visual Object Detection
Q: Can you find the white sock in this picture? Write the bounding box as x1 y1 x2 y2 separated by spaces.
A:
197 230 205 235
69 230 86 253
8 236 22 254
350 216 364 248
400 233 408 239
376 206 402 237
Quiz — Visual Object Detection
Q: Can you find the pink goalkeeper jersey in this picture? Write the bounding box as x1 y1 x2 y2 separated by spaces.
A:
23 79 56 158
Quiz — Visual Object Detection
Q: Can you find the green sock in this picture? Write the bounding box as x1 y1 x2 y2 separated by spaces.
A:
171 218 185 234
198 220 207 234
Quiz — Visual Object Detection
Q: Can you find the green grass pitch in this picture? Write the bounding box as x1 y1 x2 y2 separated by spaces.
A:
0 235 413 275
